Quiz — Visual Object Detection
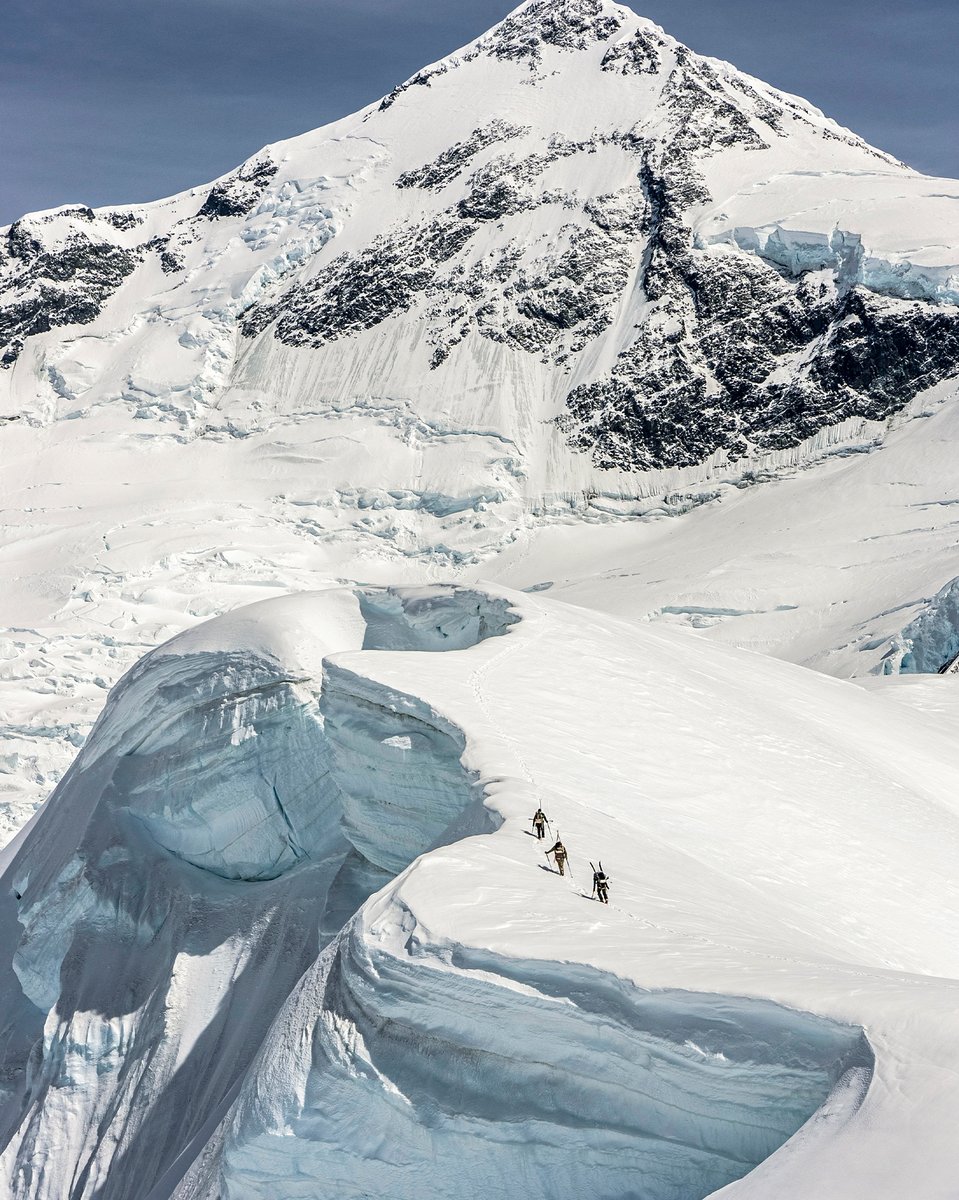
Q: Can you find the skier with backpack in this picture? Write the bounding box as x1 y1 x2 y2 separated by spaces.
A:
591 862 610 904
546 836 570 877
531 807 550 840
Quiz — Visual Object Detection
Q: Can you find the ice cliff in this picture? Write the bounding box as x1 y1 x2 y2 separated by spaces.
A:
3 583 959 1198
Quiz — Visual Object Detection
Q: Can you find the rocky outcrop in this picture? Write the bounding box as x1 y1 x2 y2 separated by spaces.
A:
0 216 143 368
560 157 959 470
196 157 277 220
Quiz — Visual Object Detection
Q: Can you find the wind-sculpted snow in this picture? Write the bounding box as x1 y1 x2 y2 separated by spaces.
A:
323 668 483 877
197 914 871 1200
0 586 517 1198
99 652 338 881
4 583 959 1199
359 585 518 651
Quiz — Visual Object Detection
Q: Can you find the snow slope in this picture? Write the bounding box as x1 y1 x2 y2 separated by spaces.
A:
485 376 959 675
1 0 959 832
1 7 959 1190
2 584 959 1199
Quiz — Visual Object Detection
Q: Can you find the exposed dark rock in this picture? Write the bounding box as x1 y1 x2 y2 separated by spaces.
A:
247 131 650 367
242 215 479 346
0 230 143 368
160 249 185 274
664 50 768 157
480 0 623 66
379 64 449 111
197 158 277 220
397 122 529 191
56 207 96 223
601 28 667 75
105 211 144 231
457 161 537 222
559 159 959 470
724 77 786 135
505 193 645 354
5 222 43 265
456 131 644 223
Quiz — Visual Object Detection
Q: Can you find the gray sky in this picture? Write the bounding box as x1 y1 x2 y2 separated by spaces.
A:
3 0 957 225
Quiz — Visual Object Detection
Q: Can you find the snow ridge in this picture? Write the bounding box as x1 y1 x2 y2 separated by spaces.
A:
196 912 871 1200
0 585 886 1199
0 588 513 1198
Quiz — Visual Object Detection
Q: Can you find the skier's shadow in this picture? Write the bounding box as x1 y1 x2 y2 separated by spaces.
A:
538 864 562 875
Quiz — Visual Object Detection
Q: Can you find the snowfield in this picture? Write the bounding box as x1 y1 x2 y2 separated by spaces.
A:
2 585 959 1199
2 0 959 1194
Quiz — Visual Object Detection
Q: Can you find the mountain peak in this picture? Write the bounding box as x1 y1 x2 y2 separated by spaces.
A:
477 0 628 63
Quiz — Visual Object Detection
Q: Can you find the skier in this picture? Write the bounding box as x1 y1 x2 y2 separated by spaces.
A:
546 837 569 877
591 862 610 905
531 807 550 840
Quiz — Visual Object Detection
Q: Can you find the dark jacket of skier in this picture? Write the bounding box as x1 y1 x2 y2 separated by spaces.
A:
547 840 568 876
531 808 549 839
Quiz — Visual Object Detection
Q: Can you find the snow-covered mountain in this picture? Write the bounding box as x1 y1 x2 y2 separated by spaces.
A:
1 4 959 1193
5 0 959 468
2 0 958 832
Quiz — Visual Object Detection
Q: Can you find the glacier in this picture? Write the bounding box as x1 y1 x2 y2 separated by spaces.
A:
3 583 959 1197
2 0 959 1194
711 224 959 306
0 587 511 1196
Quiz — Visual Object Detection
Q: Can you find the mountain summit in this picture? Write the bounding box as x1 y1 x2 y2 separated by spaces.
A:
2 0 957 474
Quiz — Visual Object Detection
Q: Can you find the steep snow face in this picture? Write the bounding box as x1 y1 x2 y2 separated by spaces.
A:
202 928 870 1200
0 586 511 1199
485 375 959 678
